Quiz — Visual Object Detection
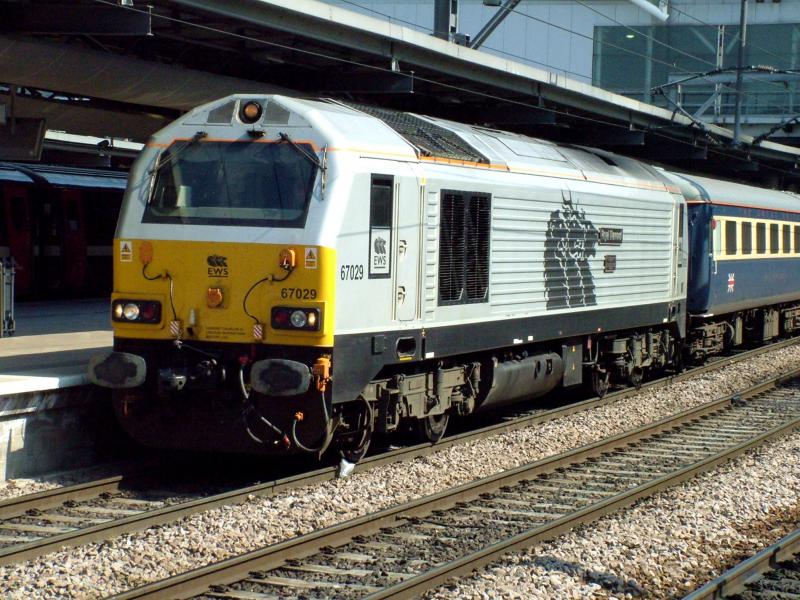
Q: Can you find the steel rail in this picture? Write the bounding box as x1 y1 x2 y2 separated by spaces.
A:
1 336 798 568
682 527 800 599
105 367 800 600
0 475 131 521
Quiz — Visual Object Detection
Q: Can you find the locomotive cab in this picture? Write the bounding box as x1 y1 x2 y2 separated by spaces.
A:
90 95 349 455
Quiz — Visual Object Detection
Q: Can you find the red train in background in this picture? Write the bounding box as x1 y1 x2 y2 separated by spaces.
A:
0 164 127 299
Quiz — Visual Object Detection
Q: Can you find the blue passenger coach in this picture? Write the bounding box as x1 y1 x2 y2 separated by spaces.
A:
670 172 800 359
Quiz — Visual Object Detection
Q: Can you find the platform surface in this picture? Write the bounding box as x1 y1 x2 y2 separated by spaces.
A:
0 299 111 395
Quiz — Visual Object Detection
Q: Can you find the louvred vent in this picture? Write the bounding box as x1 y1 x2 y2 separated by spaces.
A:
466 194 491 301
438 190 491 306
439 193 465 303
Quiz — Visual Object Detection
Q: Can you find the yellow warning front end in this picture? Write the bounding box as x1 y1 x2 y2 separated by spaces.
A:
87 238 338 455
111 239 334 347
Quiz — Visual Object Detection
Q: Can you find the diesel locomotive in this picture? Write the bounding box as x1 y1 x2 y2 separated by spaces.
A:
88 95 800 460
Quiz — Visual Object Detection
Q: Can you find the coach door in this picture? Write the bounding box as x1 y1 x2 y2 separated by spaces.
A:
392 169 421 321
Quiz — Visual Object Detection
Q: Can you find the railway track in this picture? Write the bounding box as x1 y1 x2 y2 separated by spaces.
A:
0 338 796 569
683 526 800 599
107 367 800 600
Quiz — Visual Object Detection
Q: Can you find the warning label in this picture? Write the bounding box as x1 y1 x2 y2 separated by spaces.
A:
304 247 318 269
120 240 133 262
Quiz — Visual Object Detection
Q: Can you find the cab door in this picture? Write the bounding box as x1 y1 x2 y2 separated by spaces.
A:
391 167 422 322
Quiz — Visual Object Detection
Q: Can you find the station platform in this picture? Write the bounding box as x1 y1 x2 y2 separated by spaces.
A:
0 299 111 395
0 299 114 479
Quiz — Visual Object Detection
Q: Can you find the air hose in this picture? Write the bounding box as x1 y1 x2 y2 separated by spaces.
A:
290 391 334 454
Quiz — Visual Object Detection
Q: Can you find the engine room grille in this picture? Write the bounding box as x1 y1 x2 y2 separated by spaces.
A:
466 194 491 301
343 103 489 164
439 190 491 305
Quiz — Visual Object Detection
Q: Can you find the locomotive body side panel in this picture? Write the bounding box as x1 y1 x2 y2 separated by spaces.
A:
331 154 687 401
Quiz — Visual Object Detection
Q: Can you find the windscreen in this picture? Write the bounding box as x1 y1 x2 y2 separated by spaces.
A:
143 141 317 227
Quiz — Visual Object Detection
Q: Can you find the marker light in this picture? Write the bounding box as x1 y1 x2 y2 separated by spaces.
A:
139 241 154 265
279 248 296 269
207 287 224 308
240 101 263 124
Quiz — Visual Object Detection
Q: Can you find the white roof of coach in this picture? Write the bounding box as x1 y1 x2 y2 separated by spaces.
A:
668 172 800 213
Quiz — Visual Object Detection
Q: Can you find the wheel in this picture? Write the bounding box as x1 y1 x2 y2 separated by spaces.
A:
341 435 371 463
628 366 643 390
591 369 610 398
416 413 449 444
339 408 373 464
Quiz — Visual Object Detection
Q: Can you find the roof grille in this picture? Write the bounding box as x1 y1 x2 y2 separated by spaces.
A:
344 103 489 164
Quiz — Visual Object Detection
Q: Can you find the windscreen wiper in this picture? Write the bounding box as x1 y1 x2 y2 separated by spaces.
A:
148 131 208 175
278 132 326 171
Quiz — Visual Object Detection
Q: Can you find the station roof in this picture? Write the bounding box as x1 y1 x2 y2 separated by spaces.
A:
2 0 800 187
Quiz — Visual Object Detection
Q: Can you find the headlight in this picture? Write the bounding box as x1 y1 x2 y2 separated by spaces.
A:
239 100 262 124
123 303 140 321
271 307 321 331
290 310 307 328
112 300 162 324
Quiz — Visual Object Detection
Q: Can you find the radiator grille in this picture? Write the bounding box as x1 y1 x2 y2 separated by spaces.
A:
439 192 466 303
438 190 491 305
466 194 491 301
344 103 488 164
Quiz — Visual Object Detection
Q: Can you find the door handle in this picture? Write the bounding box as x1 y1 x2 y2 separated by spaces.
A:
397 285 406 305
398 240 407 256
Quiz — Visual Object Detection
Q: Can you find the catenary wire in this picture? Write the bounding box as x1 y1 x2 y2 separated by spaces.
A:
571 0 791 95
90 0 800 179
331 0 592 81
333 0 784 101
507 4 791 99
668 1 795 71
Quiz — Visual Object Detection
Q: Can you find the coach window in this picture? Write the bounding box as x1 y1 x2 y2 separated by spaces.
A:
712 220 722 256
741 222 752 255
783 224 791 254
368 175 393 279
724 221 737 255
770 223 779 254
795 225 800 255
756 222 767 254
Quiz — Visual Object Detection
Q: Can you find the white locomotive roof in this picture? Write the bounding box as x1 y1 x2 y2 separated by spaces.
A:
177 95 671 190
167 95 800 205
666 172 800 213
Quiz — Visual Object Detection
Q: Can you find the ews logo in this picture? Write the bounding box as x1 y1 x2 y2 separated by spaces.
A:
207 255 229 277
372 236 387 269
